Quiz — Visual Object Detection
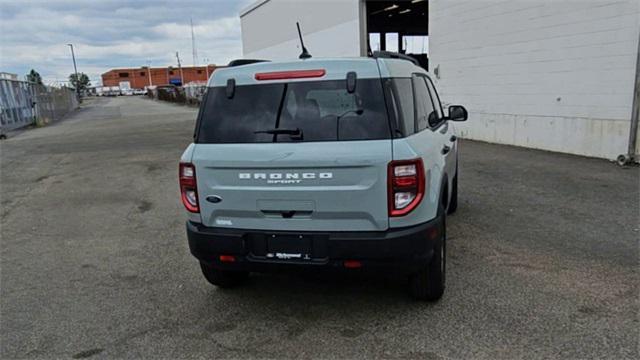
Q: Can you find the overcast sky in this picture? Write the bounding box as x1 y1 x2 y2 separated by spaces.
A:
0 0 252 86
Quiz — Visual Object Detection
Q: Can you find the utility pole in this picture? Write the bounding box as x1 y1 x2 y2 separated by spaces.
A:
176 52 184 86
203 57 210 80
190 18 198 67
67 43 80 101
146 60 153 87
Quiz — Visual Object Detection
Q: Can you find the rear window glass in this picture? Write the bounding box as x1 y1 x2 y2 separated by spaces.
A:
196 79 391 143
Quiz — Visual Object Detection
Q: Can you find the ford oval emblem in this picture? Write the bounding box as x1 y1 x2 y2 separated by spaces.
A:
206 195 222 204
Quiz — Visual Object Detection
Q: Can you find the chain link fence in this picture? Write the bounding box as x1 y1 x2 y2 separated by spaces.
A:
0 79 78 135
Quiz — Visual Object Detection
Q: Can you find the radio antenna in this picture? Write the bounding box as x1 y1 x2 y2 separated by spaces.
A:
296 22 312 59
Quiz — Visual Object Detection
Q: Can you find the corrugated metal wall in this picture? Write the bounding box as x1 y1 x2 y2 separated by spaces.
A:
429 0 640 160
240 0 361 60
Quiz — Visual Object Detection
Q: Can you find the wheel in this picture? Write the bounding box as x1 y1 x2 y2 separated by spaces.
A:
409 212 446 301
199 262 249 288
447 173 458 214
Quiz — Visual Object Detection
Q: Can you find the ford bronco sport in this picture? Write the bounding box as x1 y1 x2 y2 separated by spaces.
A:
180 54 468 301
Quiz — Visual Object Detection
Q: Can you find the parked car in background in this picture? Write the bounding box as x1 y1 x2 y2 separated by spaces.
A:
94 86 106 96
105 86 120 96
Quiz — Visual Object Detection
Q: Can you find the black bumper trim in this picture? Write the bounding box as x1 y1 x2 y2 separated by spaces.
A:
186 217 443 273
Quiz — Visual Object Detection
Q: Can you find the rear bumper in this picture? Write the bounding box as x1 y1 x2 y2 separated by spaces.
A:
186 216 443 274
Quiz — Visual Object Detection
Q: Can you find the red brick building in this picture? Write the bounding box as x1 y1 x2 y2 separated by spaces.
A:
101 65 220 88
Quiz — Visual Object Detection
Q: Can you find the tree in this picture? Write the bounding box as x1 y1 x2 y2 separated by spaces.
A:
26 69 43 85
69 72 90 91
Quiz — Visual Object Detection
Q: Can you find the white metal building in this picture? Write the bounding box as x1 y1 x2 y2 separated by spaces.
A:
240 0 640 161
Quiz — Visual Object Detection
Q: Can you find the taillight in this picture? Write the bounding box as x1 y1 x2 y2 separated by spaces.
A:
388 159 425 216
179 162 199 213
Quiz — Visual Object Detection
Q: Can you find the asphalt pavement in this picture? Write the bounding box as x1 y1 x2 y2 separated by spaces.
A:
1 96 638 359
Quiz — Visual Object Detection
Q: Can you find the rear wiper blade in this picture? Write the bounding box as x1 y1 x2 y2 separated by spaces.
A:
254 127 303 141
254 128 301 136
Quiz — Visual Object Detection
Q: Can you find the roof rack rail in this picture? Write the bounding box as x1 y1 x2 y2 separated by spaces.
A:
227 59 270 67
371 51 419 66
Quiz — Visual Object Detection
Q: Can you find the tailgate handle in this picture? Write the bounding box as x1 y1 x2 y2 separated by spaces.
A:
281 211 296 219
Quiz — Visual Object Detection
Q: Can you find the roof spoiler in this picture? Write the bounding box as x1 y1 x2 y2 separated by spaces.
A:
227 59 270 67
371 51 419 66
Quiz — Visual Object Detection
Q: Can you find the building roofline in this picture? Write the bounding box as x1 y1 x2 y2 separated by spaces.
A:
101 65 220 76
104 65 217 71
239 0 270 18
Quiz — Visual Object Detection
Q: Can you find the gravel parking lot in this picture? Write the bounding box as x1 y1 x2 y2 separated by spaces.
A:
1 96 638 359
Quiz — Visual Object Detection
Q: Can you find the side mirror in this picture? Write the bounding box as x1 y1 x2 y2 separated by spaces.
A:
447 105 467 121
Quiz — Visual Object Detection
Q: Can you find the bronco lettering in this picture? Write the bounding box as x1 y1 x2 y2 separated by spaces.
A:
238 172 333 184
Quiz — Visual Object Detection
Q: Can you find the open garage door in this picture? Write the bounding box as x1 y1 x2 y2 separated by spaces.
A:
365 0 429 69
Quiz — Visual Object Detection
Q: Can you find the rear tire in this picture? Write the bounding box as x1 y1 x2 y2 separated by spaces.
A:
199 262 249 288
409 211 446 301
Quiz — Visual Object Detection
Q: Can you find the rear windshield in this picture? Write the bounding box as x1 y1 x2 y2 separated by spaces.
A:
196 79 391 143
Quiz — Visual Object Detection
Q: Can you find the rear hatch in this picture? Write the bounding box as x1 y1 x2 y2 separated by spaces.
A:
192 69 392 232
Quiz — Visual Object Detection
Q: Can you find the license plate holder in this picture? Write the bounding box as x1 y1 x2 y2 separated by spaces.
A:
266 234 312 260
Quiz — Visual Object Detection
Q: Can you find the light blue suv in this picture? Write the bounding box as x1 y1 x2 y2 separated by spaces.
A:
179 53 468 300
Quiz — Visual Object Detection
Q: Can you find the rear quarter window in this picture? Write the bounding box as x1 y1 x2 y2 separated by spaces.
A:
386 78 415 137
412 75 435 132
